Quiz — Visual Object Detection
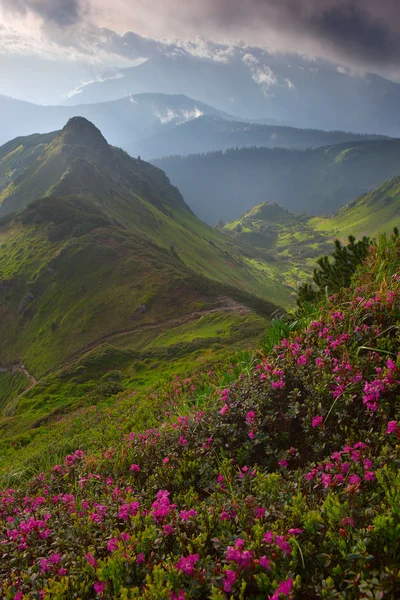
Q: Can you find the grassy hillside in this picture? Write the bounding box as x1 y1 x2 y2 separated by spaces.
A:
0 229 399 599
0 119 288 379
153 139 400 223
0 118 294 452
313 176 400 238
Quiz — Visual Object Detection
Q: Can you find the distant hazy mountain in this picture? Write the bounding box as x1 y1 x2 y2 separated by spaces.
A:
130 115 388 159
64 51 400 137
0 93 232 147
153 140 400 223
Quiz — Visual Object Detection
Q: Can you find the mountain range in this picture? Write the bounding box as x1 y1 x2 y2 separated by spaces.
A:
129 116 388 160
63 47 400 137
154 139 400 223
0 94 388 159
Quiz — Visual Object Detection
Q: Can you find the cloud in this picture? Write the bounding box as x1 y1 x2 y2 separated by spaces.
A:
1 0 84 26
152 105 204 125
84 0 400 79
1 0 400 82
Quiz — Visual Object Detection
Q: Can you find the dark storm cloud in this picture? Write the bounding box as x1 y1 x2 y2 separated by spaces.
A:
295 1 399 64
2 0 82 26
195 0 400 68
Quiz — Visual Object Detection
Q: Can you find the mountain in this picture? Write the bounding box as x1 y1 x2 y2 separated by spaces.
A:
0 118 284 383
64 49 400 137
130 115 388 159
153 140 400 224
0 93 233 148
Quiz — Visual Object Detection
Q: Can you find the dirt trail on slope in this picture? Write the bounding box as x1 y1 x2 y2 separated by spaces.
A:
0 363 37 385
63 297 252 367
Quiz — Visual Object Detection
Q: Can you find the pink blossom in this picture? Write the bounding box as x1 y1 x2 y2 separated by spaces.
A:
258 556 271 570
223 570 237 593
364 471 375 481
387 420 399 434
263 531 275 544
342 517 354 527
85 553 97 568
278 459 288 468
136 553 145 564
94 581 106 595
312 415 323 428
348 474 361 485
170 591 185 600
270 578 293 599
245 411 256 424
163 525 173 535
130 464 140 472
288 528 303 535
40 558 50 573
175 554 200 575
118 501 139 521
107 538 119 552
49 553 61 564
220 404 229 416
179 509 197 522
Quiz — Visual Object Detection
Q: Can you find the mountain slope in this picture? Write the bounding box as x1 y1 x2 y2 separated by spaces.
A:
1 230 400 598
222 181 400 290
130 115 388 159
0 118 284 381
313 176 400 238
153 139 400 223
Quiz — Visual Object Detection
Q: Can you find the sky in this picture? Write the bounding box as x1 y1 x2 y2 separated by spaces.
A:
1 0 400 103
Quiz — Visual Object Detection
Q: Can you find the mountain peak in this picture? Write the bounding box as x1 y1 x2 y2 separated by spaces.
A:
60 117 111 156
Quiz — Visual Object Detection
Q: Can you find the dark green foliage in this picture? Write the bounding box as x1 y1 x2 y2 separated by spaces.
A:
297 235 371 305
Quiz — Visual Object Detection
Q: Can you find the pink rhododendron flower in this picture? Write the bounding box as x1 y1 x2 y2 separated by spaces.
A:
130 464 140 472
269 578 293 599
136 553 145 564
163 525 173 535
94 581 105 594
223 570 237 592
175 554 199 575
288 528 303 535
387 420 399 434
312 415 323 428
278 459 288 468
220 404 229 416
258 556 271 569
49 553 61 564
170 591 185 600
245 411 256 424
107 538 118 552
348 474 361 485
85 553 97 568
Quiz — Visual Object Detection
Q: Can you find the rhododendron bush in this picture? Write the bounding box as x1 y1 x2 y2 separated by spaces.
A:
0 238 399 598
